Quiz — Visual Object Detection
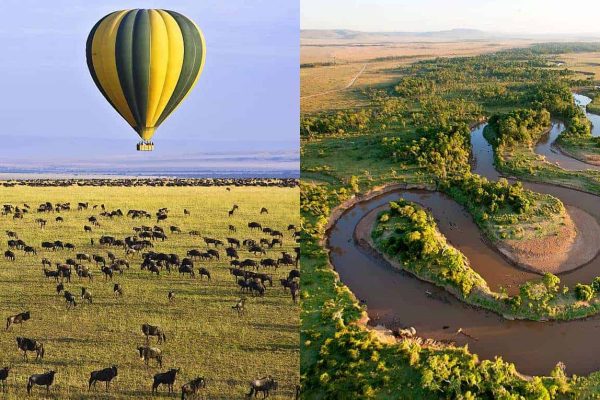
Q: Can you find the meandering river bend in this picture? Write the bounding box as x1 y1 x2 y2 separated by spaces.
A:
327 102 600 375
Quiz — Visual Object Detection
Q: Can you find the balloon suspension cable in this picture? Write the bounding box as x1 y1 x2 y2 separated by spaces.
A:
136 141 154 151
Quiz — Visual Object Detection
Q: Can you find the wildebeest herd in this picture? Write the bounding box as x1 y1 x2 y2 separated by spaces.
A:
0 184 300 398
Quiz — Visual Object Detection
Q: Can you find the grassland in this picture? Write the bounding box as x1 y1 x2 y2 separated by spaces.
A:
0 184 299 399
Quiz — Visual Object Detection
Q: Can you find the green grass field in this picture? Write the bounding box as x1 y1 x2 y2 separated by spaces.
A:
0 184 299 399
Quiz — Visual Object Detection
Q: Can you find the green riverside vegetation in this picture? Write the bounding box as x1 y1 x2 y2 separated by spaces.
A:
302 43 600 398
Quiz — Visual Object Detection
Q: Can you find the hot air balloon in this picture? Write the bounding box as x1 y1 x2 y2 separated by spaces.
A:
86 9 206 151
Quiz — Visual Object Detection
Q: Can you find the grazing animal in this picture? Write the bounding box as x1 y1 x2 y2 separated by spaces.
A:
152 368 179 394
138 346 163 367
229 224 236 233
168 291 175 303
198 267 211 281
64 291 77 309
142 323 166 344
81 287 93 304
178 265 195 278
288 269 300 280
247 376 278 398
184 209 191 216
248 222 262 231
43 268 60 281
249 280 266 296
27 370 56 395
16 337 44 360
56 282 65 295
260 207 268 214
84 225 93 233
113 283 124 297
101 266 113 280
89 366 118 391
0 367 9 391
24 246 37 255
6 311 30 330
4 250 15 261
290 281 300 304
170 226 181 234
181 377 207 399
232 297 246 316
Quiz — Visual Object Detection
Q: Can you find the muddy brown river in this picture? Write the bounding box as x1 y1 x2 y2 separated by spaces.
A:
328 119 600 376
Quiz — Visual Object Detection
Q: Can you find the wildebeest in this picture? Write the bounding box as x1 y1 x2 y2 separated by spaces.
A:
0 367 9 391
44 268 60 281
152 368 179 394
7 311 30 330
24 246 37 255
93 254 106 266
248 222 262 231
227 237 240 248
113 283 124 297
232 297 246 316
178 263 194 278
89 365 117 391
77 253 92 262
170 226 181 234
249 280 266 296
181 376 206 399
290 281 300 304
142 323 166 343
226 247 239 260
76 266 93 282
101 266 113 280
246 376 278 398
64 291 77 309
260 258 278 270
260 207 268 214
249 245 266 256
198 267 211 281
81 287 93 304
4 250 15 261
229 224 236 233
168 291 175 303
56 282 65 295
138 345 163 367
288 269 300 280
16 337 44 360
84 225 93 233
184 209 191 216
27 370 56 395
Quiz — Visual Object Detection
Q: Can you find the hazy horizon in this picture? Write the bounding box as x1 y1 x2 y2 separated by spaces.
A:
0 1 299 174
301 0 600 35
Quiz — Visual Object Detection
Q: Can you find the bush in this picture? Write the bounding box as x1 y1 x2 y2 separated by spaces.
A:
575 284 594 302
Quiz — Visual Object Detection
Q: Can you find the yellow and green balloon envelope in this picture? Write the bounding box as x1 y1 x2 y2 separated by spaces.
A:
86 9 206 151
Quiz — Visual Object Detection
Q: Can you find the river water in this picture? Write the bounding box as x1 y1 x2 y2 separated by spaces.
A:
327 102 600 376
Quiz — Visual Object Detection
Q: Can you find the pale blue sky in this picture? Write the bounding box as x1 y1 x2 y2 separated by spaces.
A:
0 0 298 170
302 0 600 34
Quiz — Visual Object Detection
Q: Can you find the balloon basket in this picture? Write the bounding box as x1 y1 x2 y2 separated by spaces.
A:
136 142 154 151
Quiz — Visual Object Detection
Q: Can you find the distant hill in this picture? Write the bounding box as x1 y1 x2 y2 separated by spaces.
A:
301 28 497 42
301 28 600 43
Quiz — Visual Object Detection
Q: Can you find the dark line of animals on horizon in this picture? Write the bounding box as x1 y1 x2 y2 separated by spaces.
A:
0 178 299 188
0 187 300 398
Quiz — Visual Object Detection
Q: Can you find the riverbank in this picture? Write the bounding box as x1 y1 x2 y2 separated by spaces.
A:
498 205 600 274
